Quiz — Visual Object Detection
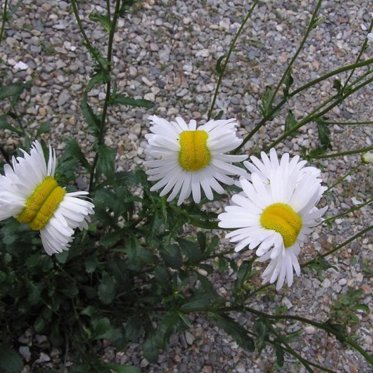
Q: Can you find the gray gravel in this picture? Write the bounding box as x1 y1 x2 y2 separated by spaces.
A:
1 0 372 372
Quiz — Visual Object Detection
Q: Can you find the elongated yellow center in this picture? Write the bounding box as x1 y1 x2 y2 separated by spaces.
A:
16 176 66 231
178 130 211 171
260 203 302 248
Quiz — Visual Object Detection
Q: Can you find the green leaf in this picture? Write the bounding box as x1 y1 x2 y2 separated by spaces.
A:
63 138 91 171
209 313 255 352
215 55 226 76
0 115 22 134
124 237 155 271
275 344 285 367
36 122 51 136
110 94 154 109
259 86 275 119
178 238 203 263
235 261 252 290
98 273 116 304
333 78 342 93
285 110 297 133
96 144 116 178
283 68 294 97
85 255 98 274
105 363 141 373
100 230 123 248
89 12 113 33
316 118 332 150
81 95 101 136
124 315 144 342
160 244 183 269
86 70 110 92
91 318 119 340
154 265 171 291
0 82 30 105
0 345 23 373
254 319 269 352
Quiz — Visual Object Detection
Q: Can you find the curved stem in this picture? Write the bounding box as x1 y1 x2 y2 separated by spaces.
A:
0 0 8 43
88 0 121 193
322 198 373 225
265 75 373 151
207 0 259 120
342 18 373 90
268 0 322 108
308 145 373 160
234 58 373 153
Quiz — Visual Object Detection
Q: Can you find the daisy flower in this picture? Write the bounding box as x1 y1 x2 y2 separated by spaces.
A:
218 149 327 290
144 116 248 205
0 141 94 255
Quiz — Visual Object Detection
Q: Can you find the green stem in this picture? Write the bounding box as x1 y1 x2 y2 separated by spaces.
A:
305 225 372 262
207 0 259 120
234 58 373 153
309 145 373 160
70 0 95 52
323 120 373 126
88 0 121 193
268 0 322 108
342 18 373 90
0 0 8 43
266 75 373 150
322 198 373 225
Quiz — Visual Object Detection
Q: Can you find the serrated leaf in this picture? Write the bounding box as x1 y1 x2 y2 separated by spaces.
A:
275 344 285 367
86 70 110 92
81 95 101 136
235 261 252 290
254 319 268 353
285 110 297 133
215 55 226 76
100 230 123 248
316 118 332 150
96 144 116 178
36 122 51 136
124 237 155 271
110 94 154 108
89 12 113 33
0 82 30 104
259 86 275 119
98 273 116 304
0 115 22 134
160 244 183 269
0 345 23 373
180 294 211 312
124 315 144 342
178 238 203 263
62 138 91 171
209 313 255 352
283 68 294 97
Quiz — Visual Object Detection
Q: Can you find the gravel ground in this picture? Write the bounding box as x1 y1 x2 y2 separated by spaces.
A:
1 0 372 372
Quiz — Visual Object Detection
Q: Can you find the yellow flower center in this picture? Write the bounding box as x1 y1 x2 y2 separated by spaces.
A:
178 130 211 172
16 176 66 231
260 203 302 248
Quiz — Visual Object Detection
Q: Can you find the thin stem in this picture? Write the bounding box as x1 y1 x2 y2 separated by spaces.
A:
309 145 373 160
269 0 322 108
266 75 373 150
305 225 372 262
323 120 373 126
88 0 121 193
70 0 96 52
0 0 8 43
322 198 373 225
207 0 259 120
234 58 373 153
325 163 361 193
342 18 373 90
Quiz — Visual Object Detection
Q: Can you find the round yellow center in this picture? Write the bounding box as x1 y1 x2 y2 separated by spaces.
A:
178 130 211 172
16 176 66 231
260 203 302 248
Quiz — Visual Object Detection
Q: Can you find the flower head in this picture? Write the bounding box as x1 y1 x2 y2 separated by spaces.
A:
0 141 94 255
218 149 327 290
144 116 248 205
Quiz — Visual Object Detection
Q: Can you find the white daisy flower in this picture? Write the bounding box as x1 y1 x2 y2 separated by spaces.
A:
0 141 94 255
144 116 248 205
218 149 327 291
